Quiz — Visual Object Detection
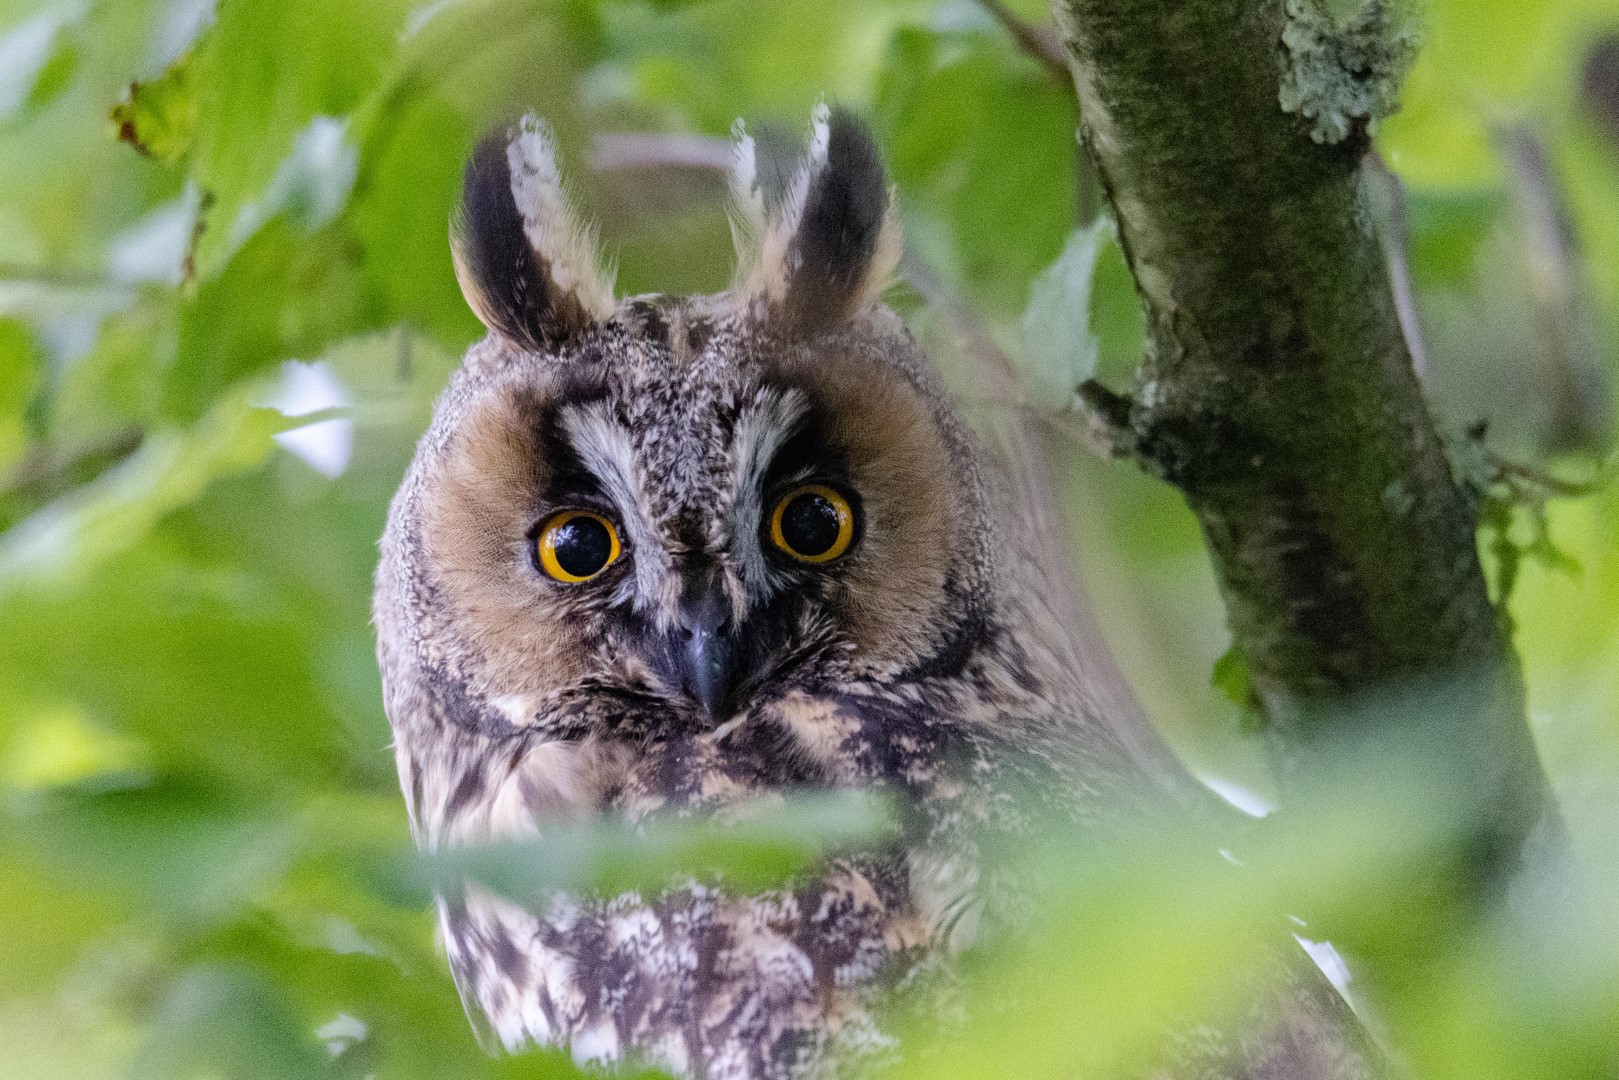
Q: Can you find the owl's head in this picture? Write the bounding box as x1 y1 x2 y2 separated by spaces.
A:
380 106 998 741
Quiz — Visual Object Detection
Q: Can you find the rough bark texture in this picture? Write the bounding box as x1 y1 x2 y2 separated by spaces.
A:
1050 0 1550 878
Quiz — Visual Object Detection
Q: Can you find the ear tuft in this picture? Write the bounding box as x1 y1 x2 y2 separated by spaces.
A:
451 115 615 351
735 104 901 332
727 119 767 268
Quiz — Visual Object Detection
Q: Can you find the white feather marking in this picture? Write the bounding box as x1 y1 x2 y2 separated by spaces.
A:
505 114 616 320
571 1019 622 1066
489 693 532 726
866 188 904 304
727 387 808 602
745 101 829 305
736 99 900 319
806 96 831 162
727 118 765 275
558 402 675 623
1294 934 1355 1000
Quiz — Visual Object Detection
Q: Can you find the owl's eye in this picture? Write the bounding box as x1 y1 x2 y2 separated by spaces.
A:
537 510 622 583
769 485 855 564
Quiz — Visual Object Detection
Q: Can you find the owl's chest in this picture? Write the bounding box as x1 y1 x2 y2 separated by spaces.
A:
605 687 962 819
426 686 1001 1076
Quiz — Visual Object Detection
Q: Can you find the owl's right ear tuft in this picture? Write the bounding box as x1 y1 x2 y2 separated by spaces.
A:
451 116 616 351
733 103 902 333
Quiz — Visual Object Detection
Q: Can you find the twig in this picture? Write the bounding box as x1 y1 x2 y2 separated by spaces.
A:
1582 33 1619 151
1484 451 1603 501
1364 153 1430 387
976 0 1072 85
0 427 145 501
0 263 126 289
1494 124 1614 455
590 133 732 176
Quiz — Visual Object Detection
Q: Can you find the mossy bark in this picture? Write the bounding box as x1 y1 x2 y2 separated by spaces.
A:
1051 0 1550 881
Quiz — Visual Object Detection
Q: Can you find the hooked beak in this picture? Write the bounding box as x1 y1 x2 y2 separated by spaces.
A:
677 579 741 722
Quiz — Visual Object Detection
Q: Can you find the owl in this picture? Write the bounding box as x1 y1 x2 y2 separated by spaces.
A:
373 106 1372 1079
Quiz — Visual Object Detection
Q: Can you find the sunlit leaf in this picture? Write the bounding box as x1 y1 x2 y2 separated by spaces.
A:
0 389 282 596
0 2 85 123
1016 218 1108 408
111 50 198 164
0 317 40 477
3 702 149 792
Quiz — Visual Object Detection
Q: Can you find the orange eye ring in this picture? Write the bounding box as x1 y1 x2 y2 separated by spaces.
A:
769 484 855 564
537 510 622 583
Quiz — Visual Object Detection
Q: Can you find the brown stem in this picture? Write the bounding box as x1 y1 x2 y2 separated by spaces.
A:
0 427 145 501
1364 153 1430 388
590 133 733 175
976 0 1072 85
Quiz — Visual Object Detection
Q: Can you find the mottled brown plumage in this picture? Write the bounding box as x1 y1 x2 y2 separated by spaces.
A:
374 106 1374 1079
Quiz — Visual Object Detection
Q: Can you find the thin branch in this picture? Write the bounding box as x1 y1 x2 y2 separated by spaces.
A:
1364 153 1430 387
0 262 127 289
1582 33 1619 151
1494 124 1614 455
1485 451 1605 501
976 0 1072 85
0 427 145 501
590 133 732 176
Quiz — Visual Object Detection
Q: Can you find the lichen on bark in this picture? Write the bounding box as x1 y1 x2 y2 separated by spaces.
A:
1279 0 1421 145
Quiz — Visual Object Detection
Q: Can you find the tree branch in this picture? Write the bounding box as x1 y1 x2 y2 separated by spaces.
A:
976 0 1072 85
1050 0 1552 881
1364 152 1430 388
1494 124 1614 456
590 132 733 175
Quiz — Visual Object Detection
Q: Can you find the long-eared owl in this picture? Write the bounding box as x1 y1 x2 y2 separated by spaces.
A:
373 105 1368 1079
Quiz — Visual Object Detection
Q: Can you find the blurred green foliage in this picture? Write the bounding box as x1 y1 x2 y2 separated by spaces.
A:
1 0 1617 1077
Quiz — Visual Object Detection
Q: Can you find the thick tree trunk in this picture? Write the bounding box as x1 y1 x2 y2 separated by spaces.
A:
1050 0 1551 886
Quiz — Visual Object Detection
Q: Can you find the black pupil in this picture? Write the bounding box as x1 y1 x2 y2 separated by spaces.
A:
781 493 841 557
552 516 613 578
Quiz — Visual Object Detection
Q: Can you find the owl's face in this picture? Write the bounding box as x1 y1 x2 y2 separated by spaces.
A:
374 107 1174 1070
387 109 995 744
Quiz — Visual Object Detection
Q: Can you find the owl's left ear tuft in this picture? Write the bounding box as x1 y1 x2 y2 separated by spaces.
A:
734 103 902 332
451 115 616 351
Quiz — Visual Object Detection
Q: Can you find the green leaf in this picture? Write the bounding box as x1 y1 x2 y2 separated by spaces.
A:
179 0 414 278
9 778 299 923
127 964 330 1080
1404 188 1504 289
0 3 83 123
165 220 375 421
3 702 150 792
383 791 895 907
111 51 199 165
1016 218 1109 408
0 388 282 597
1211 646 1266 733
0 316 40 476
874 23 1079 314
23 26 78 112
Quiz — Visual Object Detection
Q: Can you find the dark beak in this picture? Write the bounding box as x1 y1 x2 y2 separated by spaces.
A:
677 579 740 722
